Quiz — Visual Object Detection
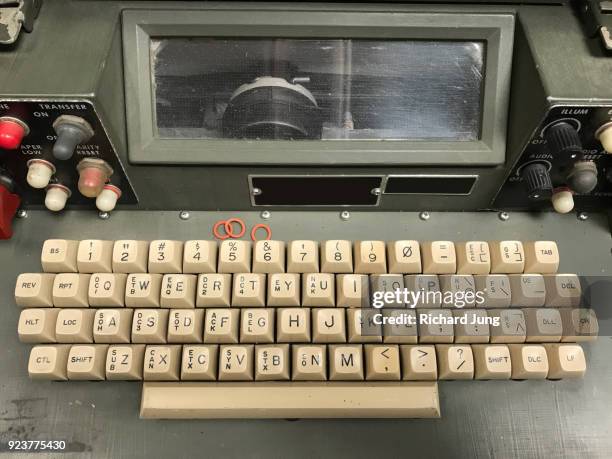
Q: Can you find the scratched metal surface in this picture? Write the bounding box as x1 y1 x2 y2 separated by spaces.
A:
0 210 611 458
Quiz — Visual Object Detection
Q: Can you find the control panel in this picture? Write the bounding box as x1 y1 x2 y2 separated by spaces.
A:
494 105 612 212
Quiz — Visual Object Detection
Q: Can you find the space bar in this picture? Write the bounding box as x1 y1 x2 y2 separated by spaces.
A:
140 382 440 419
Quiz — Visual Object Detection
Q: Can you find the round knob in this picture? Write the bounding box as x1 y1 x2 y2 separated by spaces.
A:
551 188 574 214
52 115 94 160
76 158 113 198
543 121 582 157
521 162 552 199
45 184 71 212
26 159 56 189
596 122 612 154
567 161 598 194
0 117 29 150
96 184 121 212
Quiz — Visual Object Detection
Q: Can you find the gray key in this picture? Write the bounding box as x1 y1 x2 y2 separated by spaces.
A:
509 274 546 307
475 274 511 308
370 274 405 308
524 308 562 342
439 275 476 308
544 274 581 307
404 275 441 308
382 309 418 343
489 309 526 343
560 308 598 342
417 309 453 343
453 309 490 343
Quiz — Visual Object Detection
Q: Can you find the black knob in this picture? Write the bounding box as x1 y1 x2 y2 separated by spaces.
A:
543 121 582 158
521 162 552 200
567 161 598 194
52 115 94 161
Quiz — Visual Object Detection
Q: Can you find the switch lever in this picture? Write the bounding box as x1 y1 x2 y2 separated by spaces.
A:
52 115 94 160
0 174 21 239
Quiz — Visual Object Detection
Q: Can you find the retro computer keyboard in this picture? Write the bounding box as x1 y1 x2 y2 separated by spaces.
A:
14 236 598 418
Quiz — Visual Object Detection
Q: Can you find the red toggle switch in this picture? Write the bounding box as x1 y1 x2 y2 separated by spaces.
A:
0 183 21 239
0 118 28 150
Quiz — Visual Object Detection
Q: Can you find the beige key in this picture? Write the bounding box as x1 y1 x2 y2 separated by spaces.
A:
524 241 559 274
132 309 169 343
28 345 70 380
277 308 311 342
382 309 418 344
18 308 60 343
346 308 382 343
77 240 113 273
437 345 474 380
401 345 437 380
167 309 204 343
404 275 441 308
418 309 454 343
125 273 162 308
203 308 239 343
293 345 326 380
453 310 490 343
56 308 95 343
456 241 490 275
524 308 562 342
256 344 290 381
106 344 145 380
544 343 586 379
196 273 231 307
474 274 512 308
387 240 421 274
219 345 254 381
472 344 511 380
287 240 319 273
336 274 369 308
183 240 218 274
93 309 133 343
232 273 266 307
365 344 401 380
67 344 108 380
354 241 387 274
112 240 149 273
148 240 184 274
560 308 598 342
489 241 525 274
489 309 527 343
15 273 55 308
302 273 335 306
181 345 218 380
421 241 456 274
509 274 546 307
544 274 581 307
439 274 476 308
267 273 300 307
41 239 79 273
144 345 181 380
52 273 91 307
509 344 549 379
161 274 197 308
240 309 274 343
329 344 364 380
321 240 353 273
88 273 127 307
312 308 346 343
218 240 252 273
253 240 285 273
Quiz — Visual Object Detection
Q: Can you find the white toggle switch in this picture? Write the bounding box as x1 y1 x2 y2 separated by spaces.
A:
551 188 574 214
597 123 612 153
44 184 71 212
26 159 56 189
95 184 121 212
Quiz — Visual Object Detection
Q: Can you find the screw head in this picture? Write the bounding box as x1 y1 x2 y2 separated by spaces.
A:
419 211 430 221
260 210 271 220
578 212 588 221
340 210 350 221
498 211 510 221
179 211 190 221
371 188 382 196
16 209 27 218
252 187 262 196
98 211 110 220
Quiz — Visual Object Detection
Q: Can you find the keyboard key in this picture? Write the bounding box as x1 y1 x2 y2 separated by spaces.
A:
232 273 266 307
253 240 285 273
387 240 421 274
196 273 231 307
489 241 525 274
524 308 562 342
144 345 181 380
365 344 401 380
544 274 581 307
183 240 218 274
28 345 70 380
77 240 113 273
41 239 78 272
370 274 405 308
67 344 108 380
321 240 353 273
255 344 290 381
472 344 511 380
453 309 490 343
509 344 548 379
56 308 95 343
302 273 335 306
421 241 456 274
312 308 346 343
167 309 204 343
293 345 326 380
277 308 310 342
132 309 169 343
544 343 586 379
418 309 454 343
404 275 441 308
509 274 546 307
219 345 254 381
93 309 133 343
336 274 369 307
18 308 60 343
88 273 127 307
203 309 239 343
328 344 364 380
267 273 300 306
437 344 474 380
400 345 437 380
354 241 387 274
240 309 274 343
346 308 382 343
181 345 218 380
474 274 511 308
112 240 149 273
15 273 55 307
125 273 162 308
489 309 527 343
106 344 145 380
456 241 490 275
218 240 252 273
382 309 418 343
52 273 91 307
524 241 559 274
287 240 319 273
439 274 475 308
149 240 184 274
161 274 197 308
560 308 598 342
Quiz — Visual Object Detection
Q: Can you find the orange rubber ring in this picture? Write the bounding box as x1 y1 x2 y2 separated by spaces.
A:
213 220 230 240
251 223 272 241
225 218 246 238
